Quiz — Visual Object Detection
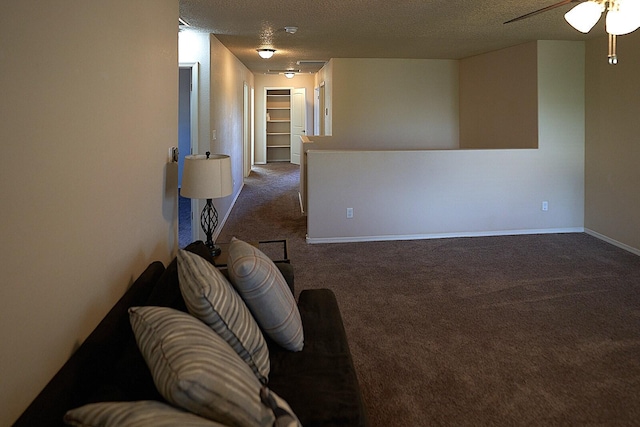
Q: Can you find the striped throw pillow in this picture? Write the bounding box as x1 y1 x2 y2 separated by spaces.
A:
64 401 228 427
177 249 270 383
227 238 304 352
129 306 298 426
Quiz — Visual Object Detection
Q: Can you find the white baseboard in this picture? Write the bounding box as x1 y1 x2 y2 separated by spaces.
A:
298 192 306 216
585 228 640 257
306 227 585 245
213 182 244 242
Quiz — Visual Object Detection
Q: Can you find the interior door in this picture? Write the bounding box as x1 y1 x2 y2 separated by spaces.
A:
290 88 306 165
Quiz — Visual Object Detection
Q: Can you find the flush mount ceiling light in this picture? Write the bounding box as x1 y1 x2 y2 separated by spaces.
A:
257 48 276 59
505 0 640 65
268 69 300 78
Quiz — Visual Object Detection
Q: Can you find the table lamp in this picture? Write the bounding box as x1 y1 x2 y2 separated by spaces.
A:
180 152 232 255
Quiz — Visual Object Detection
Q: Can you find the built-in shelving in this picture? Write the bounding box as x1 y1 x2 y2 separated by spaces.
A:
266 89 291 162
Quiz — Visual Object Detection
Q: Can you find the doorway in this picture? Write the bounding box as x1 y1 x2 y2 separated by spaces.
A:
264 86 307 164
178 63 199 247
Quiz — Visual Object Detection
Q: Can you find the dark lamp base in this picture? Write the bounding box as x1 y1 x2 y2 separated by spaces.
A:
210 245 221 257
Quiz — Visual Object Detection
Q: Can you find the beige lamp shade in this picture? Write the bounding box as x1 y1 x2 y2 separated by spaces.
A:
181 154 232 199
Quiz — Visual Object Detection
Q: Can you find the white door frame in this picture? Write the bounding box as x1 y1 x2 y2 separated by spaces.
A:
319 82 326 136
314 86 320 136
243 82 251 178
251 87 255 167
179 62 200 242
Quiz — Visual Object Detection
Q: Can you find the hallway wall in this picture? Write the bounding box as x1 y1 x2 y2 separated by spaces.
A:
0 1 178 423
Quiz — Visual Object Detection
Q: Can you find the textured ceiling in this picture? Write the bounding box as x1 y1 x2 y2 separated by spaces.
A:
179 0 601 74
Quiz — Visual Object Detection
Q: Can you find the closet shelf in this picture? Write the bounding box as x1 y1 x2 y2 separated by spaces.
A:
266 88 291 163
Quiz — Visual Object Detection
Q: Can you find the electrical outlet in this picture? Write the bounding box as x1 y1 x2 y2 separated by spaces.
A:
346 208 354 219
212 130 217 141
542 201 549 211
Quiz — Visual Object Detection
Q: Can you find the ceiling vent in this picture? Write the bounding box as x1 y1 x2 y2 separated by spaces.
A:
296 60 326 66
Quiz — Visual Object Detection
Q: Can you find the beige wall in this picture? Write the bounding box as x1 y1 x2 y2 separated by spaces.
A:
585 32 640 253
300 58 460 212
179 31 211 158
307 41 585 242
254 73 316 164
311 58 460 150
209 35 254 227
0 1 178 424
460 42 539 149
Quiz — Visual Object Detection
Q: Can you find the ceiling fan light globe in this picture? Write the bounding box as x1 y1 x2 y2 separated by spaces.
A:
606 0 640 35
564 1 604 33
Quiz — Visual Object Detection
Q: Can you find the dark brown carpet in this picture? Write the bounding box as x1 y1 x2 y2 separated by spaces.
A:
217 163 640 426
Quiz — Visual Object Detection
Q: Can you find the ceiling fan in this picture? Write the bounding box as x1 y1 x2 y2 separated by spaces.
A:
504 0 640 64
504 0 581 24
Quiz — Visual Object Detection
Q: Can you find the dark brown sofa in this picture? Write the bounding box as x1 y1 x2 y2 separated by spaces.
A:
13 241 368 426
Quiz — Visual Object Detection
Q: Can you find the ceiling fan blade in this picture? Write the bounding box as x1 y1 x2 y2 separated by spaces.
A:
504 0 583 24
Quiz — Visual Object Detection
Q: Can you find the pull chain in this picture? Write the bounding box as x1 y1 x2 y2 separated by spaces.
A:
608 33 618 65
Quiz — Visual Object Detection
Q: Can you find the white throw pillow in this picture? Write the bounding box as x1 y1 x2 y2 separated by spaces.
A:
64 400 229 427
177 249 270 383
227 238 304 352
129 306 300 427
